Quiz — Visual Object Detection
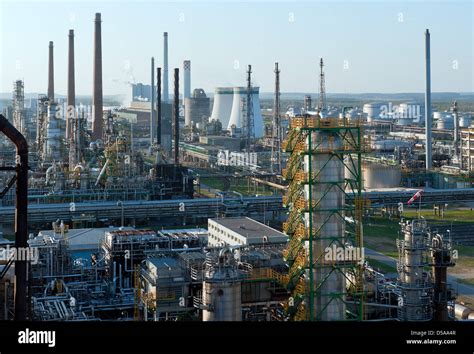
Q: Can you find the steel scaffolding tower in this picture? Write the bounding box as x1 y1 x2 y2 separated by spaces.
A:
271 63 282 174
282 115 369 321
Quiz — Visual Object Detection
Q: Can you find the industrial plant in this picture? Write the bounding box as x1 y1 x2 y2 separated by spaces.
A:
1 7 474 328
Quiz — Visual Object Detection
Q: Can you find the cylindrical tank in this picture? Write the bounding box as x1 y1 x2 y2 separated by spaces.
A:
202 249 242 321
459 115 472 128
437 115 454 130
454 303 474 320
44 103 62 161
362 162 402 189
433 111 443 121
304 130 345 320
363 103 383 121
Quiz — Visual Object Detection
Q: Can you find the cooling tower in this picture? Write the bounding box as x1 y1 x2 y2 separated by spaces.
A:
227 87 263 138
210 87 234 128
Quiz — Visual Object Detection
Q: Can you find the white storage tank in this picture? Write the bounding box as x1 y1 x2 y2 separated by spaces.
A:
362 162 402 189
437 115 454 130
459 115 472 128
363 103 383 121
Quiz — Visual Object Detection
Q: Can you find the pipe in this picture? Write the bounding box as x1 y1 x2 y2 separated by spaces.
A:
95 159 110 186
425 29 432 171
150 57 155 146
174 68 179 164
67 29 75 141
157 67 162 145
48 41 54 101
0 114 28 321
92 13 103 140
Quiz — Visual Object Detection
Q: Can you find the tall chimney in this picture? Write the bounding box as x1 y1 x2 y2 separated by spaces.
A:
48 41 54 101
163 32 169 103
425 29 432 171
150 57 155 145
92 13 103 140
174 68 179 164
67 29 75 141
157 67 162 145
183 60 191 99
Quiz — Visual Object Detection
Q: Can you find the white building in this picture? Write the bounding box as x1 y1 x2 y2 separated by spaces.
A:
208 217 287 247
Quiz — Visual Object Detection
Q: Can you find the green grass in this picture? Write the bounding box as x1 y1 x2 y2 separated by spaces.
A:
366 257 397 273
402 208 474 223
363 216 400 255
200 177 275 196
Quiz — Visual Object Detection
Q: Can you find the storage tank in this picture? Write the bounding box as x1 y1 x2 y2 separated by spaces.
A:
202 248 242 321
437 115 454 130
227 86 264 138
363 103 383 122
210 87 234 129
459 115 472 128
44 102 62 162
362 162 402 189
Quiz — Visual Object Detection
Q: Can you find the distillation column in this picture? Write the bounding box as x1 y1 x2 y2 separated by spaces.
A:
305 130 345 320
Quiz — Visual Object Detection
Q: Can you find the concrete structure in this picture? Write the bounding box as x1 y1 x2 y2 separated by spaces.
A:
67 29 75 141
207 217 287 247
132 83 152 102
48 41 54 101
210 87 234 128
183 60 191 99
184 89 210 126
227 87 263 138
162 32 169 103
150 57 155 145
92 13 103 140
424 29 432 170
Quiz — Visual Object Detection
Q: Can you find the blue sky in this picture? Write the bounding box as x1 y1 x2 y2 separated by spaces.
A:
0 0 472 96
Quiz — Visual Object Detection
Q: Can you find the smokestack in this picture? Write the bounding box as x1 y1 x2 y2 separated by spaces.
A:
157 67 162 145
174 68 179 164
183 60 191 99
67 29 75 141
92 12 103 140
48 41 54 101
150 57 155 145
425 29 432 171
163 32 169 103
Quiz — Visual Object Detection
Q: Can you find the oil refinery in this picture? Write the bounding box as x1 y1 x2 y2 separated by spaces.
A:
1 4 474 336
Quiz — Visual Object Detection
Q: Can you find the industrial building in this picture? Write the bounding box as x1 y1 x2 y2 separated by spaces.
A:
208 217 287 246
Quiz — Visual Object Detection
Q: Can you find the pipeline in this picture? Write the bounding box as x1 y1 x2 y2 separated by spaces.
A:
0 114 28 320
